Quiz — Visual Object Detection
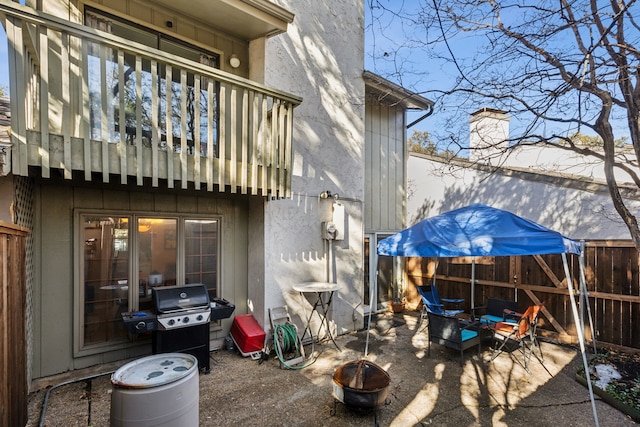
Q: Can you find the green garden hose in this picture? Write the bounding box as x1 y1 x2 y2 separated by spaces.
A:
273 322 316 370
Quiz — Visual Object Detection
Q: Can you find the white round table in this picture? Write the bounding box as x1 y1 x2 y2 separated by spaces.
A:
293 282 343 350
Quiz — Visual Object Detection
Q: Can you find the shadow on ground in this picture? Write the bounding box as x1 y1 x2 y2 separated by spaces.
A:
27 311 637 427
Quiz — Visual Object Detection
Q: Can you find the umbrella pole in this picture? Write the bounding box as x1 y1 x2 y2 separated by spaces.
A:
365 252 378 358
563 253 599 427
471 257 475 314
364 298 373 358
579 241 597 354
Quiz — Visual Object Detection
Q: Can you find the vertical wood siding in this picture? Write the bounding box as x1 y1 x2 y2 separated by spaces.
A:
364 95 406 232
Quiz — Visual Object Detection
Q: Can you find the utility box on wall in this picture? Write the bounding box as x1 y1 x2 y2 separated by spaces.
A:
332 203 344 241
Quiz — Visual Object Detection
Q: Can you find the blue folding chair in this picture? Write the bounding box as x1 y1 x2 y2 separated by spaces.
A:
417 284 464 330
418 284 464 316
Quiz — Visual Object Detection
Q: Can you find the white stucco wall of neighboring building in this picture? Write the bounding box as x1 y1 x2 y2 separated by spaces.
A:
407 153 640 241
467 107 637 194
501 145 637 184
253 1 366 334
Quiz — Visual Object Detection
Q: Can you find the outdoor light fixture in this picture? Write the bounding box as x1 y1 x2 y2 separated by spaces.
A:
229 54 240 69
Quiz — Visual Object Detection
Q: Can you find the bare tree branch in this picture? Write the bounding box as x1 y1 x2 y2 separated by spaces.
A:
367 0 640 250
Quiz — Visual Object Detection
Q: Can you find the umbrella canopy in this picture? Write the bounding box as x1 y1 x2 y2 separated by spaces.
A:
376 204 598 425
377 203 580 257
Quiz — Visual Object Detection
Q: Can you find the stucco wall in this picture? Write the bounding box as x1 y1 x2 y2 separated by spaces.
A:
408 153 640 240
501 145 631 183
254 0 366 334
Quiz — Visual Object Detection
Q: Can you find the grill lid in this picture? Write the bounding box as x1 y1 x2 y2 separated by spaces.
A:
152 284 210 313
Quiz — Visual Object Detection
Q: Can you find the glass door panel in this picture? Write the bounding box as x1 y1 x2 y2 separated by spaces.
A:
185 219 219 298
138 218 177 304
82 216 129 345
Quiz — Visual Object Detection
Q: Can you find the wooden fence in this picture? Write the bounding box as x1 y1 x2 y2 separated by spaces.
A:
0 222 29 427
405 240 640 350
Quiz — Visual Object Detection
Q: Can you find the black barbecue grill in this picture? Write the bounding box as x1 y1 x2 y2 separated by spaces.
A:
121 283 235 374
153 284 212 330
153 284 212 373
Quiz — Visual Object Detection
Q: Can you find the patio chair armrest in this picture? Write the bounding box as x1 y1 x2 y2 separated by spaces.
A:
492 321 517 331
503 309 522 321
472 305 487 315
442 297 464 304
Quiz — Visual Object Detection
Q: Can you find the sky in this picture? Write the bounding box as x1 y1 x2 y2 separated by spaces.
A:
363 1 636 149
364 1 468 144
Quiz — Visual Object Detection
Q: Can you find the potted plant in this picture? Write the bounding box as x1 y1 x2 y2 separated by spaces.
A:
390 276 405 313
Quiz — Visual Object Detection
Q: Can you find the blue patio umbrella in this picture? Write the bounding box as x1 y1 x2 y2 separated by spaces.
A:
377 203 579 325
376 203 599 425
377 203 580 258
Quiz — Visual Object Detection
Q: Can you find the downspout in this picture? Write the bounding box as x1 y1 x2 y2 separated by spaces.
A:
406 104 434 129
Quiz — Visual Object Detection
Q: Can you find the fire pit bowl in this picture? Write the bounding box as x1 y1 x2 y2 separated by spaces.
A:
332 360 390 409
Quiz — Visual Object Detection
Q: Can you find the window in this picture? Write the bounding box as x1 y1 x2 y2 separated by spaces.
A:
185 220 219 298
80 213 220 351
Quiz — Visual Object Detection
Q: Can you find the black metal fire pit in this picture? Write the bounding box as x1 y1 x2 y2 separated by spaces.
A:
332 359 390 425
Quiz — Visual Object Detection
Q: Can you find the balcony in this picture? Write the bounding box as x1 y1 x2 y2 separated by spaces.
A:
2 2 301 198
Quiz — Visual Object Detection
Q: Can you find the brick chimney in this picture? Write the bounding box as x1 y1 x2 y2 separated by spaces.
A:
468 108 509 163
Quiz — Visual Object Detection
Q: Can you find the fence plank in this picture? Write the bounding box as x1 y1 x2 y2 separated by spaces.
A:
230 85 237 193
135 56 143 186
241 88 249 194
180 69 188 189
218 85 226 189
62 33 71 179
260 96 268 196
207 79 215 191
81 39 91 180
165 65 174 188
39 26 50 177
118 51 127 184
151 60 159 187
99 44 109 182
251 92 259 195
194 75 201 190
0 223 29 427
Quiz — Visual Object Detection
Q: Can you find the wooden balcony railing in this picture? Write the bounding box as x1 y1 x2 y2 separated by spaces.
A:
2 2 301 198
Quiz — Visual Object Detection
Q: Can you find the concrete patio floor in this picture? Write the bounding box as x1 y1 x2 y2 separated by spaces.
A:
27 311 637 426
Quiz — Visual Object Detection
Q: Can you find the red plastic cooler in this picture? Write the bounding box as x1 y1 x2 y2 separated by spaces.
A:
230 314 265 357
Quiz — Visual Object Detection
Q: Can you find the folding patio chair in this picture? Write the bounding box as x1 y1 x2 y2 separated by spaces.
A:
418 284 464 316
488 303 545 373
417 284 465 331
